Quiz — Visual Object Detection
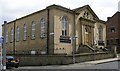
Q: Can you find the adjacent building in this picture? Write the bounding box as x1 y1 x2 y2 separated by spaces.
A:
2 4 106 55
106 11 120 53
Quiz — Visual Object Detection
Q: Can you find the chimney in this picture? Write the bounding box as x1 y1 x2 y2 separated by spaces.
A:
107 17 111 20
4 21 7 24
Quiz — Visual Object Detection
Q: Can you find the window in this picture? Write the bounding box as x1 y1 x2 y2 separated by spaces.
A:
31 21 35 39
98 40 104 46
61 16 68 36
16 26 20 41
116 39 120 45
98 26 103 40
85 28 88 34
23 24 27 40
40 18 46 38
6 29 8 43
110 27 115 33
10 28 14 42
107 40 109 45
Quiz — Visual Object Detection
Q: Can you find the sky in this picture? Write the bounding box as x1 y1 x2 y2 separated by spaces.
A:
0 0 120 37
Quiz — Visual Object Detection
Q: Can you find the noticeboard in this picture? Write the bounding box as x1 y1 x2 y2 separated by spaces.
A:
59 36 71 43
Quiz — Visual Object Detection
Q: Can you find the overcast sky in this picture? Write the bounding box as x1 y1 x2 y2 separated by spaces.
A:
0 0 120 37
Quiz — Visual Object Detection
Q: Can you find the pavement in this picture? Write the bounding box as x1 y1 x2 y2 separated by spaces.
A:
79 58 119 65
77 55 119 65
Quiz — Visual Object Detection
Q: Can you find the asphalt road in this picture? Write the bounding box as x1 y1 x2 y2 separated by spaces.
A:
5 61 120 71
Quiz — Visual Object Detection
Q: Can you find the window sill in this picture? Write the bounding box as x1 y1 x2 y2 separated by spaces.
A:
31 38 35 40
16 41 19 42
23 39 27 41
40 36 46 39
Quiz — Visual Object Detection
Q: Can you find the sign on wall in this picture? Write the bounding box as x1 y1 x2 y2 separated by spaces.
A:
60 36 71 43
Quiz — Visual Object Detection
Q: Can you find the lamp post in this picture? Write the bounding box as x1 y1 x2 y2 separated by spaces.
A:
46 32 54 54
3 21 7 70
112 45 117 58
71 36 77 64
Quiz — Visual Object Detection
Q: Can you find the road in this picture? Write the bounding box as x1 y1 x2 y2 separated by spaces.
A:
5 61 120 71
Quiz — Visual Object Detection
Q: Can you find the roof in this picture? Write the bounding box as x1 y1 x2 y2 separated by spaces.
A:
106 11 120 22
73 5 89 11
47 4 74 13
2 4 103 26
2 4 74 26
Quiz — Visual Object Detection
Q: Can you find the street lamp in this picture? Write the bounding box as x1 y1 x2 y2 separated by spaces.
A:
2 21 7 70
46 32 54 54
71 36 77 64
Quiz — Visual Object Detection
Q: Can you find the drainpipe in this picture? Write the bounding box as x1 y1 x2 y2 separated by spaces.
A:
73 11 76 53
72 11 76 64
47 8 49 55
13 20 16 56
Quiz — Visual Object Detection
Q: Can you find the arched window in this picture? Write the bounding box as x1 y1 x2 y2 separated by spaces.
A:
6 29 8 43
98 26 103 40
61 16 68 36
23 24 27 40
31 21 35 39
10 28 14 42
16 26 20 41
40 18 46 38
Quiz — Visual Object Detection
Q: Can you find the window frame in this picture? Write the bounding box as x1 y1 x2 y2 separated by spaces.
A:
110 26 116 33
31 21 36 39
16 26 20 42
61 16 68 36
6 29 8 43
40 18 46 38
23 24 27 41
98 26 103 41
10 28 14 42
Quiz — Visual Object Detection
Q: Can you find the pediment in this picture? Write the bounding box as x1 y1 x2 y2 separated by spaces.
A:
73 5 99 20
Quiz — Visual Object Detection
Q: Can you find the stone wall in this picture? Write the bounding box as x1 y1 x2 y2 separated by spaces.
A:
8 52 114 66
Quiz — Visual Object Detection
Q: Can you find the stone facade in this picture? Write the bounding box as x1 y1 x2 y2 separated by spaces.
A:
2 4 106 55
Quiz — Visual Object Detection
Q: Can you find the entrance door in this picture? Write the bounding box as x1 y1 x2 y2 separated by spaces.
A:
84 27 92 45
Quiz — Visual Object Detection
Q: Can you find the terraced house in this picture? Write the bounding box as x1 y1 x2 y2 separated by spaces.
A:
2 4 106 55
106 11 120 53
